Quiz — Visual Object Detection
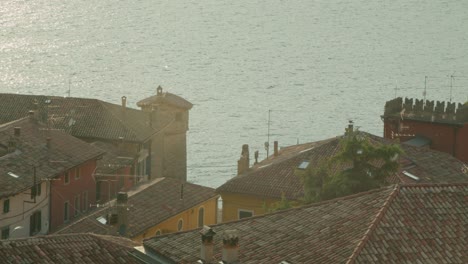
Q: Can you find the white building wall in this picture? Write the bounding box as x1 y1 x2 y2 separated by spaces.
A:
0 181 49 239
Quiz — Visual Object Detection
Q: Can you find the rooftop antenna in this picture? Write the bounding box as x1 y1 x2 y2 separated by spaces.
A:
67 79 71 97
450 74 455 103
266 109 272 157
423 76 427 102
394 81 398 98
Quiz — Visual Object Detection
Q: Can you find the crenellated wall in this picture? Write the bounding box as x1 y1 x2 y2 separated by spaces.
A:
384 97 468 123
383 97 468 163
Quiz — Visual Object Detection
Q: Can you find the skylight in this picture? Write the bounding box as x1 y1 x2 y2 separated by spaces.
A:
402 170 420 181
7 172 19 178
96 216 107 225
297 161 310 170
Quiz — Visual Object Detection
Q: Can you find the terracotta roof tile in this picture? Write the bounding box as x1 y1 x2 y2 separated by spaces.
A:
0 117 104 198
0 93 160 142
0 233 140 263
217 132 468 200
143 183 468 263
54 178 218 237
137 90 193 110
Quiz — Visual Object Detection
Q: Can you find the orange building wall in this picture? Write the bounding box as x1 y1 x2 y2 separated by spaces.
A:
383 119 468 163
132 196 218 242
220 192 279 223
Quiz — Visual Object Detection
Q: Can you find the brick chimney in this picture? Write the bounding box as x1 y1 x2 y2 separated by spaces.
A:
157 85 163 96
200 226 216 263
237 144 249 175
222 230 239 263
121 96 127 109
273 141 279 157
117 192 128 236
346 120 354 135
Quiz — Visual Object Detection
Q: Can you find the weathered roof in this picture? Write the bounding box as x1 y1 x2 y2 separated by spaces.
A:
0 93 160 142
54 178 218 237
0 117 104 198
136 87 193 110
90 141 135 174
217 132 468 200
143 183 468 263
0 233 141 263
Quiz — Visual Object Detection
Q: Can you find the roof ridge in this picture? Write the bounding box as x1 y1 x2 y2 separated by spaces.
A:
398 182 468 188
346 184 401 264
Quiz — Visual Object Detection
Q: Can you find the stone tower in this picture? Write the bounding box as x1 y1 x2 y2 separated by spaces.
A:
137 86 193 181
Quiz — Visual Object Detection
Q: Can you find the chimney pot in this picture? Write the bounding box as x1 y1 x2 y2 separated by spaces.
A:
28 110 35 119
274 141 279 157
14 127 21 137
200 226 216 262
121 96 127 109
237 144 250 175
222 230 239 263
157 86 163 95
254 151 259 164
117 191 128 235
347 120 354 134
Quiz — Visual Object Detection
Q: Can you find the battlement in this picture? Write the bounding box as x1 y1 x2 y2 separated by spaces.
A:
384 97 468 124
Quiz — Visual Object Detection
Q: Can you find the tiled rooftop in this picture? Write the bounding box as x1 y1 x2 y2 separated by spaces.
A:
217 132 468 200
54 178 218 238
90 141 135 174
0 233 141 263
137 88 193 110
0 117 104 198
0 93 163 142
143 183 468 263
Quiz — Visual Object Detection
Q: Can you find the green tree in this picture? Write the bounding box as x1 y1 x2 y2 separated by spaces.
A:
301 131 402 202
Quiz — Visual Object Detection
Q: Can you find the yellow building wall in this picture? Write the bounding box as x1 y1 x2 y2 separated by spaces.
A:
133 196 218 242
220 192 280 223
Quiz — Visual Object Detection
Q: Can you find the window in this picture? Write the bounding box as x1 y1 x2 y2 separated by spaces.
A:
74 195 80 216
297 161 310 170
177 219 183 231
64 201 69 222
198 207 205 227
1 226 9 239
29 211 41 236
238 210 253 219
64 172 70 184
75 168 81 180
3 199 9 214
82 191 88 212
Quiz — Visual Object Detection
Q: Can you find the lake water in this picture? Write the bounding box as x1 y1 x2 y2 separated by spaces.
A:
1 0 468 187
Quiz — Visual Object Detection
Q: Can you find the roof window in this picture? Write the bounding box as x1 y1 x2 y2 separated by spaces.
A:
7 172 19 179
297 161 310 170
402 170 420 181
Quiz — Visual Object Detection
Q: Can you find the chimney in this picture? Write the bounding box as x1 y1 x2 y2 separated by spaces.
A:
28 110 35 120
200 226 216 263
157 85 163 96
254 151 259 164
346 120 354 135
237 144 249 175
273 141 279 157
14 127 21 137
121 96 127 109
46 137 51 149
117 192 128 236
222 230 239 264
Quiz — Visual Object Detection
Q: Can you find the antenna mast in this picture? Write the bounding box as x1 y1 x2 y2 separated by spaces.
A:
423 76 427 102
266 110 272 158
